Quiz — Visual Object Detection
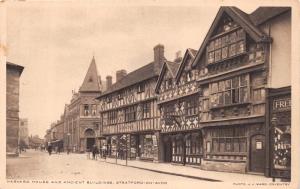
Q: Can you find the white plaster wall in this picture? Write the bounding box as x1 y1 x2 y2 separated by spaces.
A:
267 11 291 88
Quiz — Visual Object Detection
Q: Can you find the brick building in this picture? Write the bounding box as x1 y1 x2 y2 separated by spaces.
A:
63 57 103 152
6 62 24 156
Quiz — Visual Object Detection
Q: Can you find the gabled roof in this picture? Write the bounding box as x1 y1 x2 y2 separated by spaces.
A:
99 62 158 97
175 48 197 83
191 6 271 68
250 7 291 26
155 60 180 93
79 57 101 92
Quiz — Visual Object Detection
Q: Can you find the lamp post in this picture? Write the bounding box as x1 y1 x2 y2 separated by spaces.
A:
67 133 71 155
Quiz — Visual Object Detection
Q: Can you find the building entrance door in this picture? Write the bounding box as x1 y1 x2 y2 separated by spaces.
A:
86 138 95 151
164 140 172 162
250 134 265 173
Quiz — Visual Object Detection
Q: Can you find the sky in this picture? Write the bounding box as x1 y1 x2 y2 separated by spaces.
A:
6 2 258 138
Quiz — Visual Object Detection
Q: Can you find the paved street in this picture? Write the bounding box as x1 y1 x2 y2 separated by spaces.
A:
6 150 203 187
6 149 273 188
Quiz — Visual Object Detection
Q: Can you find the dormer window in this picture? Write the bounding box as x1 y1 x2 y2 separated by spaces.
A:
187 71 193 82
84 104 89 116
88 77 93 82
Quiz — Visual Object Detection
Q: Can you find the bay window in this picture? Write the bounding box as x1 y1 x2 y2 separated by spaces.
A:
210 74 249 107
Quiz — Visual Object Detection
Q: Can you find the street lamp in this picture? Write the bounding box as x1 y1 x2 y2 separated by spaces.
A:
67 133 71 154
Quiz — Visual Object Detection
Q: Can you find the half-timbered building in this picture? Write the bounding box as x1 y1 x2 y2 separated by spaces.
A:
188 6 291 176
155 48 203 165
97 44 166 162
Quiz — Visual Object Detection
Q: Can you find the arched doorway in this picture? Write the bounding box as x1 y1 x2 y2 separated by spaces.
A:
84 128 95 151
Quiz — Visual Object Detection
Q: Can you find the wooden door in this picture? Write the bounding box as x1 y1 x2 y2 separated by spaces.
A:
250 135 265 173
164 140 172 162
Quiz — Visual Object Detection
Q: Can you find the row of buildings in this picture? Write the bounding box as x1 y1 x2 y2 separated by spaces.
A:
46 6 291 179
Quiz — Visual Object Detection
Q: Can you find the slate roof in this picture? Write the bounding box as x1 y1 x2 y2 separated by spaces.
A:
250 7 291 26
79 57 101 92
99 62 157 97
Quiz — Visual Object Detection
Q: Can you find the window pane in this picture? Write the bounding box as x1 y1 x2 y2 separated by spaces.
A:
232 77 239 88
239 138 247 152
237 41 245 54
215 49 221 62
233 138 240 152
208 52 215 64
219 139 225 152
224 91 231 104
225 80 231 90
240 87 248 103
229 43 236 57
229 32 237 43
226 138 232 152
222 47 228 59
213 139 218 152
211 83 218 93
218 92 224 105
232 88 239 103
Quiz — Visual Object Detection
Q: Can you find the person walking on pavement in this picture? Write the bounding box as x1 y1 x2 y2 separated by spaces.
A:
47 142 52 156
92 145 99 160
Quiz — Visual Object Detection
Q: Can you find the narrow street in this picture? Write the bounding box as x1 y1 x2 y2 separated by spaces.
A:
6 149 203 186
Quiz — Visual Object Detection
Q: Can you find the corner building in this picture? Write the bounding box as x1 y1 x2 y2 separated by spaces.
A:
97 44 166 162
63 57 103 152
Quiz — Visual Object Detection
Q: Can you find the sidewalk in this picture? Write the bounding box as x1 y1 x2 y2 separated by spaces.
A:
99 157 273 182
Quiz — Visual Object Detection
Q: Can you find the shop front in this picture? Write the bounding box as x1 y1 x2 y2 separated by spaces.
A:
162 132 203 165
267 87 291 180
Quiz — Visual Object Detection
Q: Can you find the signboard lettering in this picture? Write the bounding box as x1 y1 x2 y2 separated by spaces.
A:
273 98 291 111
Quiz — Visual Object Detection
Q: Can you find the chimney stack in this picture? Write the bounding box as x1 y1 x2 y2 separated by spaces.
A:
116 69 127 82
153 44 165 74
174 51 182 63
106 75 112 89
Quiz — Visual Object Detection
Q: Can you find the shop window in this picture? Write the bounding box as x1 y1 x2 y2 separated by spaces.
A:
210 127 247 154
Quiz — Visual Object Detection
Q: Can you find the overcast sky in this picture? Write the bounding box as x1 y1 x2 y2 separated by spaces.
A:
7 2 258 137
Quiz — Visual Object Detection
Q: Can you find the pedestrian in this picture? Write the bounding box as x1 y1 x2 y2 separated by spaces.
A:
92 145 99 160
86 147 91 159
47 143 52 156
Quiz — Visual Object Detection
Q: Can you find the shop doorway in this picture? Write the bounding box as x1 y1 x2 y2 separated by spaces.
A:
164 139 172 162
250 134 265 173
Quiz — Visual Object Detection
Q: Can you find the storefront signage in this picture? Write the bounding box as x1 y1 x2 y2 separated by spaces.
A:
272 98 291 111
